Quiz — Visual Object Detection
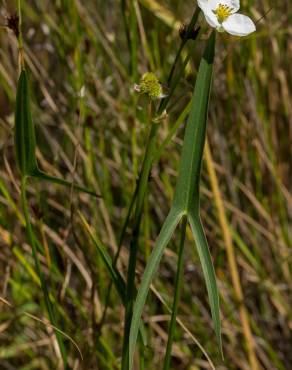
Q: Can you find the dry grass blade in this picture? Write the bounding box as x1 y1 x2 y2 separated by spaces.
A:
0 296 83 361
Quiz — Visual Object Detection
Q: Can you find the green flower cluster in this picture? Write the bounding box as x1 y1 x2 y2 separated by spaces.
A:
138 72 163 100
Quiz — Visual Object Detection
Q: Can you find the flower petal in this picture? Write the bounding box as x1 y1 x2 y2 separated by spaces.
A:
199 4 220 28
205 9 221 28
208 0 239 12
208 0 221 9
198 0 213 12
222 13 256 36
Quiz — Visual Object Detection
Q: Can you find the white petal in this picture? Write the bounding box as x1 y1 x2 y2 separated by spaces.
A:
205 10 220 28
208 0 239 12
229 0 240 12
197 0 213 12
197 0 207 7
222 13 256 36
208 0 221 9
200 5 220 28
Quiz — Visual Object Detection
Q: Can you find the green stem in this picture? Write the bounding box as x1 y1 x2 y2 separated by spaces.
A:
129 0 138 81
166 7 200 86
119 5 201 258
158 8 200 116
121 0 133 76
122 102 156 370
17 0 25 69
120 9 202 368
163 216 187 370
128 31 220 370
20 176 68 368
97 183 139 334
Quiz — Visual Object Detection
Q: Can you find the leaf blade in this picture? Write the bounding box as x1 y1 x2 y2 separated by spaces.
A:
78 211 126 302
173 31 216 211
34 169 101 198
172 30 222 354
129 208 183 369
188 211 222 356
14 69 38 176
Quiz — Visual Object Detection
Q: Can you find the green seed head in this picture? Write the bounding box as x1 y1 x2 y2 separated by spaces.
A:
138 72 163 100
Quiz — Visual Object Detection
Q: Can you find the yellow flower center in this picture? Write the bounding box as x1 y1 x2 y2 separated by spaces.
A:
213 4 233 23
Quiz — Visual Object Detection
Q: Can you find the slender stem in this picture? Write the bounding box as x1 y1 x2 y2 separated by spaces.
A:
128 31 219 369
129 0 138 81
120 9 202 368
92 5 202 360
17 0 25 70
121 0 133 75
20 176 68 369
167 7 200 86
121 102 155 370
163 216 187 370
117 6 201 268
97 183 139 334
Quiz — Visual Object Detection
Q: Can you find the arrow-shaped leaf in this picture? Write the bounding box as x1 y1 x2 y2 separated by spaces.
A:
129 31 221 369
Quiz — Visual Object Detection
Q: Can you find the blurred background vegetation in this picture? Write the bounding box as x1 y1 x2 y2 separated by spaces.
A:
0 0 291 369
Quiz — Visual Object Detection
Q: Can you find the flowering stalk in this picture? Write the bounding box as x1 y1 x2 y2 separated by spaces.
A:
117 9 202 369
121 99 155 369
129 31 221 370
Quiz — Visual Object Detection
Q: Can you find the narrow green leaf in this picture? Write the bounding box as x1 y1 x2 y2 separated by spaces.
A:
15 70 38 176
20 177 68 367
129 208 182 369
173 31 216 211
80 211 148 344
14 69 100 198
79 212 126 302
175 31 222 353
163 216 188 370
33 169 100 198
188 210 222 354
129 31 221 369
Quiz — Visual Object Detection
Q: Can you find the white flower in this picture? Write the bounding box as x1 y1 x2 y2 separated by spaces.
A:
198 0 256 36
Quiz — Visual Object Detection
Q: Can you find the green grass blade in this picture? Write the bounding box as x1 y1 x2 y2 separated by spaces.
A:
129 208 182 369
129 31 221 368
14 70 38 176
172 30 222 354
173 31 216 211
188 210 222 355
14 69 99 198
79 212 126 302
79 211 148 344
163 215 187 370
33 169 101 198
20 177 68 368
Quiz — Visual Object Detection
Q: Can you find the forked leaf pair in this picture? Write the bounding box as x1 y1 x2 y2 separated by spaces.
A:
15 69 99 197
129 31 222 369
